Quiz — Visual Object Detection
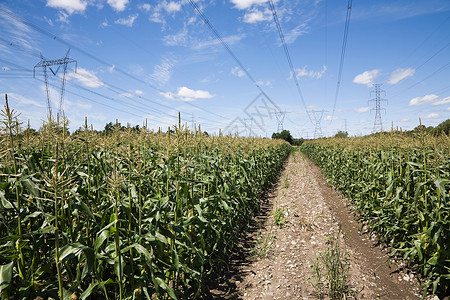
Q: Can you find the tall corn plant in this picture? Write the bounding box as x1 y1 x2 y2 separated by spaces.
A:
301 133 449 295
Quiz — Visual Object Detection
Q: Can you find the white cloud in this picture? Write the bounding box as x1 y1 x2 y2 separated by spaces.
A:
324 115 338 121
150 57 176 84
432 96 450 106
44 16 54 26
388 68 415 84
243 8 272 23
0 5 35 52
291 65 326 80
135 90 143 95
160 86 215 102
46 0 87 14
284 23 308 44
355 107 371 113
1 66 11 71
230 0 269 10
115 14 138 27
163 1 181 13
107 0 129 12
8 93 45 108
422 113 440 119
163 27 188 46
150 1 182 23
139 3 151 12
353 69 380 87
232 66 245 77
409 94 438 106
194 34 245 50
66 68 105 88
101 19 109 27
57 11 70 23
400 118 410 122
119 93 133 98
255 80 272 87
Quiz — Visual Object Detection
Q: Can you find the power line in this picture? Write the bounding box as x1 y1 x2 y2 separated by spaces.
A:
188 0 285 118
0 6 226 121
1 59 188 124
390 61 450 97
0 37 220 125
330 0 352 122
267 0 312 123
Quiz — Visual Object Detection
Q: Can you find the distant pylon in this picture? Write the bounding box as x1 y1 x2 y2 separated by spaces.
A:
369 84 387 133
34 49 77 116
274 111 286 132
310 109 327 139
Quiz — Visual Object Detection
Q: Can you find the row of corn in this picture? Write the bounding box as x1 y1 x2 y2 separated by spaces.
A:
0 99 291 299
300 132 450 296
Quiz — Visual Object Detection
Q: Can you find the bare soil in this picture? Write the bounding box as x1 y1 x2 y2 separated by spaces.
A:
203 151 428 300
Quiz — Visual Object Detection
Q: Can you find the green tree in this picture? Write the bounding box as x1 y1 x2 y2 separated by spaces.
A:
334 131 348 138
433 119 450 136
272 129 293 144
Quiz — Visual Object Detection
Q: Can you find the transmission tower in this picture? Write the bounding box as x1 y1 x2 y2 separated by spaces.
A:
310 109 327 139
34 49 77 116
273 111 287 132
369 84 387 133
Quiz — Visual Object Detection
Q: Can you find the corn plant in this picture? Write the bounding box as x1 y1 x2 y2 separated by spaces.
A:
0 96 291 299
301 132 450 296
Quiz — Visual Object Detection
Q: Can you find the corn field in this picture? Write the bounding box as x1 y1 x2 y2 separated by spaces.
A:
300 132 450 296
0 98 291 299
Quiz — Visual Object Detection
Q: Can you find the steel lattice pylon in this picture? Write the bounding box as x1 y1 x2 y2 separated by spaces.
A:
369 84 387 133
310 109 327 139
34 49 77 116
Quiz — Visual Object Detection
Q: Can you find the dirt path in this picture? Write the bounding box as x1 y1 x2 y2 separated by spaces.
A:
203 151 425 299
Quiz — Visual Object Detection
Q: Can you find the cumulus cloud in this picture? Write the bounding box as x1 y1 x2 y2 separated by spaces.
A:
107 0 129 12
232 66 246 77
46 0 87 14
388 68 415 84
115 14 138 27
160 86 215 102
353 69 380 87
135 90 143 95
291 65 326 80
66 68 105 88
230 0 269 10
409 94 439 106
324 115 338 121
355 107 371 113
243 8 272 23
150 1 182 23
139 3 151 12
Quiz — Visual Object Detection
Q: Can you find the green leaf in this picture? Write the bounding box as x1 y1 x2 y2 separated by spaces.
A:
154 277 177 300
0 261 14 292
0 190 14 209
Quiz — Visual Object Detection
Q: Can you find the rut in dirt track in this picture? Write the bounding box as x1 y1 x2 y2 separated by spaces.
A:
203 150 423 300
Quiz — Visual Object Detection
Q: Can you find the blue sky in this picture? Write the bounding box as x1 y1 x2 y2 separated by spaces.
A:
0 0 449 137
